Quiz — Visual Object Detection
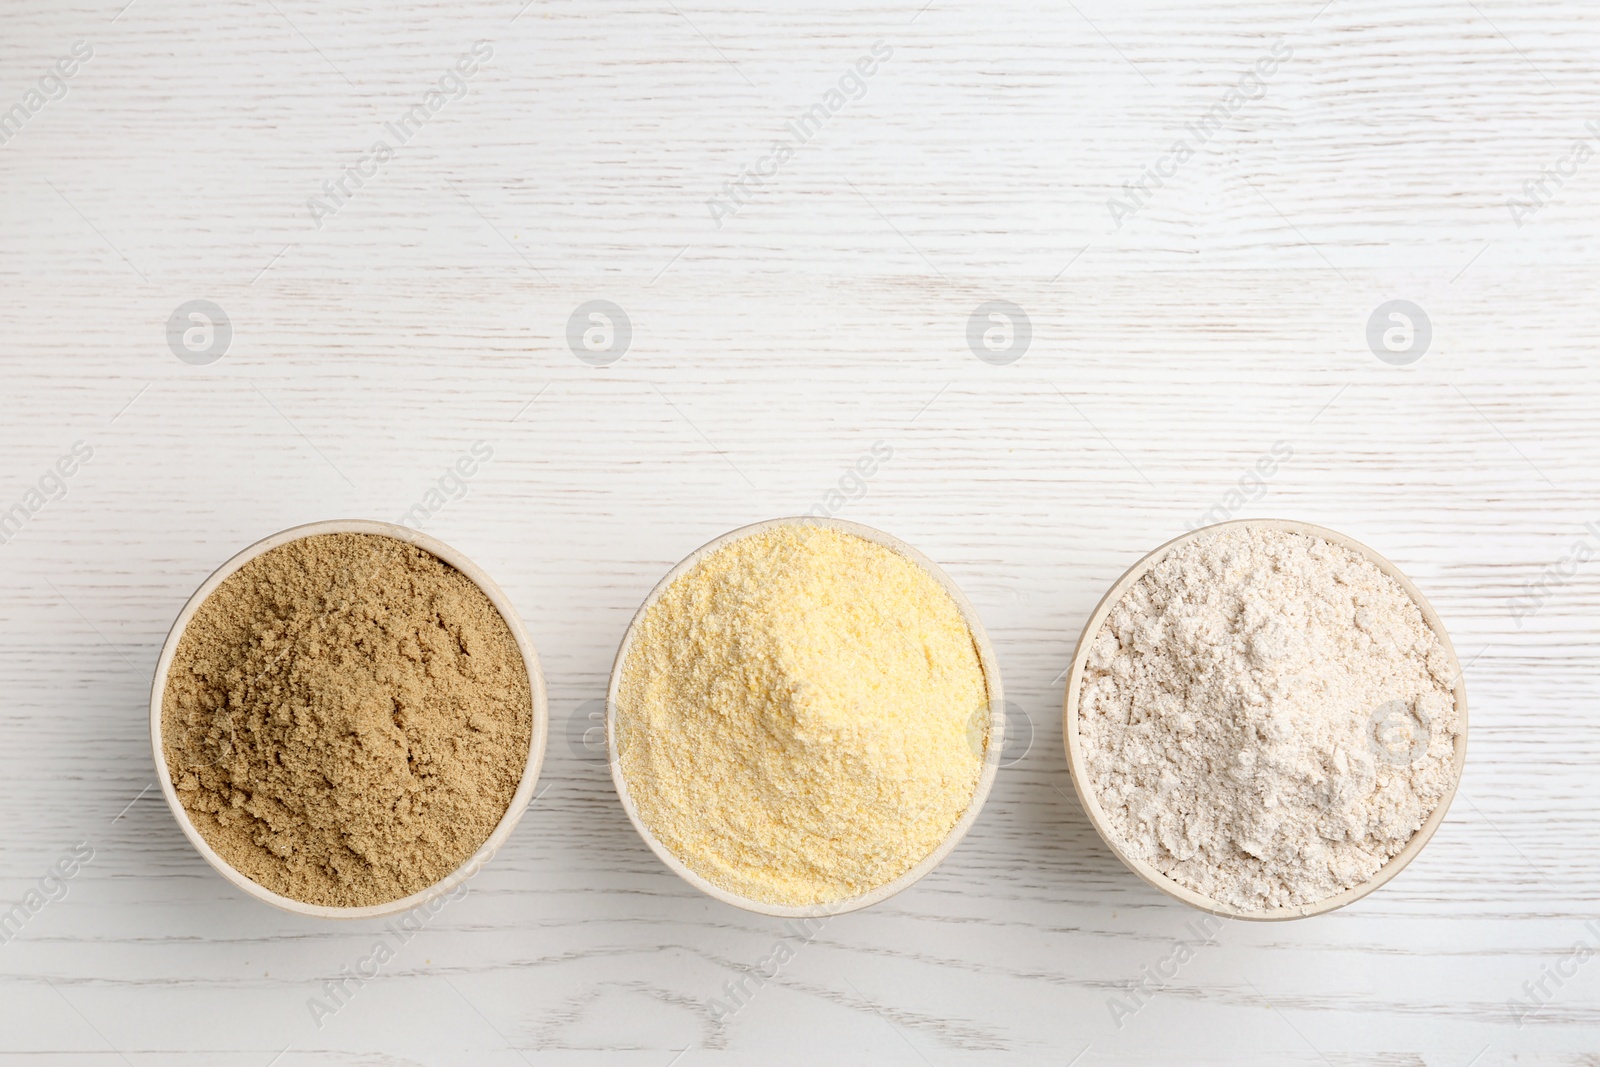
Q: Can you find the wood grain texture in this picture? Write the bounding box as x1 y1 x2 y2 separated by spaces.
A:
2 0 1598 1062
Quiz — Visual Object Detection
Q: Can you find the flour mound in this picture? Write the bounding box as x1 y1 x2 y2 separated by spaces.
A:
616 524 988 907
1078 525 1461 911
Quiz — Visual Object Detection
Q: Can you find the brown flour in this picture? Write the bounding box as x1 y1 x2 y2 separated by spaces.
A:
161 532 532 908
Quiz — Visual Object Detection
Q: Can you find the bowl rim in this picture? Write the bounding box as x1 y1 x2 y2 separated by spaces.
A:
1060 517 1469 921
605 515 1005 918
149 518 549 920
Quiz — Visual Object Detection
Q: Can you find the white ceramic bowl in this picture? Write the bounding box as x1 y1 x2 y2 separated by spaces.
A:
1062 518 1469 921
149 519 548 919
607 516 1004 917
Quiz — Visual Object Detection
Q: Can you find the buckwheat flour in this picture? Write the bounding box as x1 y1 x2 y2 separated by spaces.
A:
162 532 532 908
615 524 989 907
1078 524 1461 911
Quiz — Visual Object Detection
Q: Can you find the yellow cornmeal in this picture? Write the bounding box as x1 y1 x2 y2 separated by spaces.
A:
615 523 989 907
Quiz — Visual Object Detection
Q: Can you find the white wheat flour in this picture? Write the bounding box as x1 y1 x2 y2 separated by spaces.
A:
1078 524 1461 911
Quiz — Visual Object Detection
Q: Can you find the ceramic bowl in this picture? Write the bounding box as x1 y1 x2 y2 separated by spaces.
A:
1061 518 1468 921
149 519 548 919
607 516 1004 917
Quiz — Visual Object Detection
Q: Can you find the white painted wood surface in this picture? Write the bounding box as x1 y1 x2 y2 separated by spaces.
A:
2 0 1597 1062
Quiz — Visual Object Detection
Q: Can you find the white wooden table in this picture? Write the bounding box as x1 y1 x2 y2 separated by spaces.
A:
2 0 1597 1062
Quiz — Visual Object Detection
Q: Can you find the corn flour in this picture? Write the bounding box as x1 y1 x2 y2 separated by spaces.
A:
616 524 988 907
1078 524 1461 911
